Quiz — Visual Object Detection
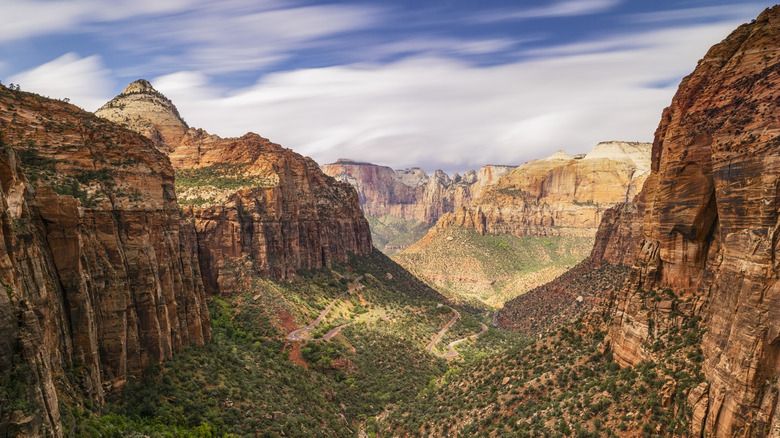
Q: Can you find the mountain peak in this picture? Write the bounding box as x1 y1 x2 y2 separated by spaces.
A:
96 79 188 151
121 78 156 95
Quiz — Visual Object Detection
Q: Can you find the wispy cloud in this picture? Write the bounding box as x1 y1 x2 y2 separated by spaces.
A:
4 1 769 173
479 0 622 22
630 4 768 24
97 2 386 74
142 17 749 172
0 0 199 43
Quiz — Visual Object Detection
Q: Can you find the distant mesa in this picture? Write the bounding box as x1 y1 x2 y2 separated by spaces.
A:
432 140 652 238
322 158 516 253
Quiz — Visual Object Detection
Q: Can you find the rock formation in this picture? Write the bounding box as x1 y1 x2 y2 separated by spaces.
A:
435 141 651 238
0 85 210 436
321 159 515 225
98 81 373 292
95 79 188 152
594 6 780 436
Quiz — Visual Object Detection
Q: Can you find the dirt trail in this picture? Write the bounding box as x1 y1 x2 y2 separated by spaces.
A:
286 276 363 341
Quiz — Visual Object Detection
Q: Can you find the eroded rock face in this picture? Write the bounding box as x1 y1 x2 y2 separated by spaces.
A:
321 159 515 224
603 6 780 435
183 135 373 292
97 82 373 291
434 141 651 238
0 85 210 436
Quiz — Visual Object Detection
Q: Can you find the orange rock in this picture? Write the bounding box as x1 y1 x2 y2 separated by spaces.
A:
603 5 780 435
97 81 373 291
435 142 651 238
0 85 210 434
322 159 516 225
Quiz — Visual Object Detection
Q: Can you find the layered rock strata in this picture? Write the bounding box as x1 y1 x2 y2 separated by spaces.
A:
98 81 373 292
0 86 210 436
435 142 651 237
600 6 780 436
321 159 515 225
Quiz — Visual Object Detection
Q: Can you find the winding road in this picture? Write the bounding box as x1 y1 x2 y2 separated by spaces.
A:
286 276 363 341
426 307 490 358
426 308 460 352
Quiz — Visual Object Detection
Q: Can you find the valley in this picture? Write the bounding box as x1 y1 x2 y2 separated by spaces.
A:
2 4 780 437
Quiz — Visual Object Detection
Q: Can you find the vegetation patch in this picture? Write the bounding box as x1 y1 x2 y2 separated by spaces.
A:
394 226 593 308
366 215 432 255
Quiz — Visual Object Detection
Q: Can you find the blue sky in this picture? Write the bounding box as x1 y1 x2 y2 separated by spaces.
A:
0 0 773 172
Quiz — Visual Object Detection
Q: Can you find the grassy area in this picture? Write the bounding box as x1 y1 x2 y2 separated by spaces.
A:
377 294 707 437
175 163 279 206
366 214 432 254
394 226 593 307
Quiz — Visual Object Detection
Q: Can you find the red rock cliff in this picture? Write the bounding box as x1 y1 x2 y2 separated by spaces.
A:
321 159 515 224
0 86 210 436
604 6 780 436
97 81 373 292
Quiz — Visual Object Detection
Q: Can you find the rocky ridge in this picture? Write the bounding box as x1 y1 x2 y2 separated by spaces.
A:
592 6 780 435
97 81 373 292
0 86 210 436
321 159 515 225
434 141 651 238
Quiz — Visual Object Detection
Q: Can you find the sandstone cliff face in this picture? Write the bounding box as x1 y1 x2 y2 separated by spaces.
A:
321 159 515 225
182 134 373 293
602 6 780 436
435 142 651 238
0 86 210 436
97 82 373 292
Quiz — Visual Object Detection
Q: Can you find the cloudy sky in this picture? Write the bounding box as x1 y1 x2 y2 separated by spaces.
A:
0 0 773 173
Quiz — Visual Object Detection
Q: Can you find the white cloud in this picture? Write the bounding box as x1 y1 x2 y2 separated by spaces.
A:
480 0 621 22
14 4 765 174
9 53 113 111
144 19 744 173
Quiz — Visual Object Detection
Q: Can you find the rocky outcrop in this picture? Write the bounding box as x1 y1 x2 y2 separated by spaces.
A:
97 82 373 291
321 159 515 224
588 201 643 266
183 134 373 292
0 85 210 436
601 6 780 436
95 79 188 152
435 142 651 238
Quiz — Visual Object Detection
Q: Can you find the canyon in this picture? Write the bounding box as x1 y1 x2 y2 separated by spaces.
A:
0 78 373 435
2 4 780 436
434 141 651 238
392 142 650 306
322 159 515 226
